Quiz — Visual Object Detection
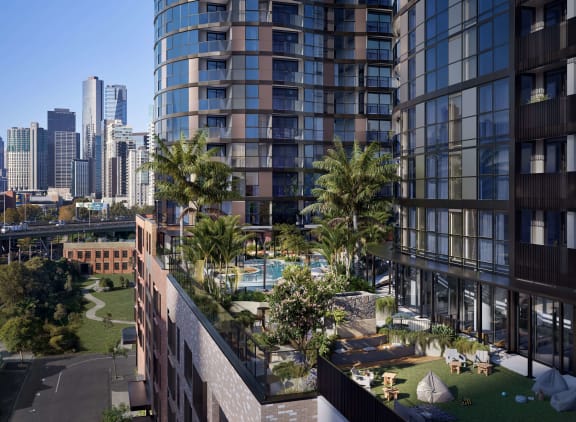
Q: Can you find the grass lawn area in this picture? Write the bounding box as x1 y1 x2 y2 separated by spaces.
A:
92 288 135 322
76 302 132 353
364 357 574 422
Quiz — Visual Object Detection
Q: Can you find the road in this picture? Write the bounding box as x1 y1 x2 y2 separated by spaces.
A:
8 353 136 422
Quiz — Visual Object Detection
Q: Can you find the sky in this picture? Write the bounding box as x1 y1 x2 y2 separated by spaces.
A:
0 0 154 139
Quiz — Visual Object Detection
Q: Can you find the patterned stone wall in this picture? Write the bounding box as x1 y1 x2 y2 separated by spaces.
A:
333 291 377 338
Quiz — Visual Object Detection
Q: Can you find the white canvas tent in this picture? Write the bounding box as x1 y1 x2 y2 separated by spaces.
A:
417 371 454 404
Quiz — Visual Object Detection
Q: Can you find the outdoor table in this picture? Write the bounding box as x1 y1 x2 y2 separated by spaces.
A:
477 362 493 376
450 360 462 374
383 387 399 401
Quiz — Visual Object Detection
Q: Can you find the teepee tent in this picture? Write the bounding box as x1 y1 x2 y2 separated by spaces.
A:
417 371 454 403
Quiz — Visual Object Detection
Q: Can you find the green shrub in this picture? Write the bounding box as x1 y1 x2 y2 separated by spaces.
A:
98 278 114 290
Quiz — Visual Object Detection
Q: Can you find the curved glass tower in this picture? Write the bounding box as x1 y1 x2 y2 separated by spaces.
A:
153 0 394 226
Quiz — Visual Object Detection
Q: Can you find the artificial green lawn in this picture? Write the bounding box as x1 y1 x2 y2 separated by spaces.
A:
366 358 574 422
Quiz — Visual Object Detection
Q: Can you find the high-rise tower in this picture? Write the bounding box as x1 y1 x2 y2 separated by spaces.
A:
6 123 47 191
82 76 103 196
47 108 77 188
105 84 128 124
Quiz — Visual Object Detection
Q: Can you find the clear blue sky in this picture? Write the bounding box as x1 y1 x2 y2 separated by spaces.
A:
0 0 154 139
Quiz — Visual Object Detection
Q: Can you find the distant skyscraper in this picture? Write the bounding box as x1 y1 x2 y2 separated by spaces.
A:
6 123 47 191
83 76 104 196
105 85 127 124
127 146 149 208
103 120 133 198
71 159 90 197
47 108 76 187
54 131 79 189
0 136 6 192
82 76 103 160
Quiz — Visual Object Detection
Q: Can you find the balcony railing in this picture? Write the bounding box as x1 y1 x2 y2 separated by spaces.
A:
272 98 303 112
335 49 356 60
272 13 303 28
204 127 231 140
366 104 391 114
273 42 304 55
199 98 230 110
515 243 576 289
515 172 576 209
272 71 304 84
198 11 231 25
335 75 358 87
335 22 355 32
366 49 390 61
516 94 576 140
366 130 391 143
198 40 231 54
199 69 229 82
272 156 302 168
516 18 576 71
367 22 391 34
366 76 391 88
269 127 302 140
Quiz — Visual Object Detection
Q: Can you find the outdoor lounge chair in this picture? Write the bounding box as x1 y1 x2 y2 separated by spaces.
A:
444 348 465 365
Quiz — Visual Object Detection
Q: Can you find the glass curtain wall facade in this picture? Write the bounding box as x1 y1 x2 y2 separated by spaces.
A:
392 0 575 376
153 0 393 226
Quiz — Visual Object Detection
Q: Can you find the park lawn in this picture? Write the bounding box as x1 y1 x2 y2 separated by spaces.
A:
77 313 132 353
366 358 574 422
92 288 135 322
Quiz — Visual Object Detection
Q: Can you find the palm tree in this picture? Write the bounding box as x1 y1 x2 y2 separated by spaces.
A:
302 139 397 276
139 131 235 243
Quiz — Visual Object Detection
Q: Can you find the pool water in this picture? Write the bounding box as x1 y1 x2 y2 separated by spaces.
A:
240 258 327 290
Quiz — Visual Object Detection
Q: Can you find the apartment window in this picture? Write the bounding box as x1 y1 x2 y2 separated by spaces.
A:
272 115 298 139
546 211 565 246
245 26 259 51
273 2 298 26
519 7 535 36
95 250 101 259
103 251 109 258
77 251 83 259
366 65 390 88
122 262 128 270
273 31 298 55
273 87 298 110
168 316 176 355
519 142 534 174
193 366 208 422
95 263 101 271
272 144 298 168
207 88 226 99
113 250 119 258
104 263 109 271
335 8 355 32
545 139 566 173
545 1 564 27
367 38 390 61
114 263 120 271
366 92 391 114
273 59 298 82
207 59 225 70
545 69 565 99
184 342 192 386
367 11 391 33
207 3 226 12
122 250 128 258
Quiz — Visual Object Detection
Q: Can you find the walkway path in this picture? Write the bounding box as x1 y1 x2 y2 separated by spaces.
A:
83 282 136 325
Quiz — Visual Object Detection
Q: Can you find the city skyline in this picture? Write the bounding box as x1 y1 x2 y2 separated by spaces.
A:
0 0 153 138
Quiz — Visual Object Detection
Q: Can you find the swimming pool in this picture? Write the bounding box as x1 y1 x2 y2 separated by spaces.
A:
239 257 327 290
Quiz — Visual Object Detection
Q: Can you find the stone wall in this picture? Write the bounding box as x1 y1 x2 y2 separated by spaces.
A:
333 291 377 338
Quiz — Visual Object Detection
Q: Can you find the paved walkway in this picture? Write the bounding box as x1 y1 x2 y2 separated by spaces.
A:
84 282 135 325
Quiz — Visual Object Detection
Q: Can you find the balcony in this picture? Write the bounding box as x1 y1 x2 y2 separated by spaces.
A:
516 94 576 140
366 76 391 88
335 22 355 32
516 18 576 71
198 11 231 25
273 184 305 196
272 71 304 84
515 172 576 209
366 49 390 61
272 98 303 112
199 69 229 82
515 243 576 289
204 127 231 140
199 98 230 111
273 42 304 55
268 127 302 140
366 104 391 115
366 130 391 143
198 40 231 54
272 156 302 168
272 13 303 28
367 22 391 34
335 75 358 87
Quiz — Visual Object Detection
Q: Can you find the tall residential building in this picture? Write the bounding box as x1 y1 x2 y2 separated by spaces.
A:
103 120 134 199
152 0 393 227
6 123 47 191
82 76 104 196
47 108 76 187
54 131 79 190
133 1 395 421
386 0 576 381
127 146 150 208
105 84 128 124
0 136 6 192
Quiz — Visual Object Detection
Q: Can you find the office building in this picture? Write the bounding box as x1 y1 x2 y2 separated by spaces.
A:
105 84 128 124
386 0 575 379
0 136 6 192
6 123 48 191
47 108 77 187
54 131 79 190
